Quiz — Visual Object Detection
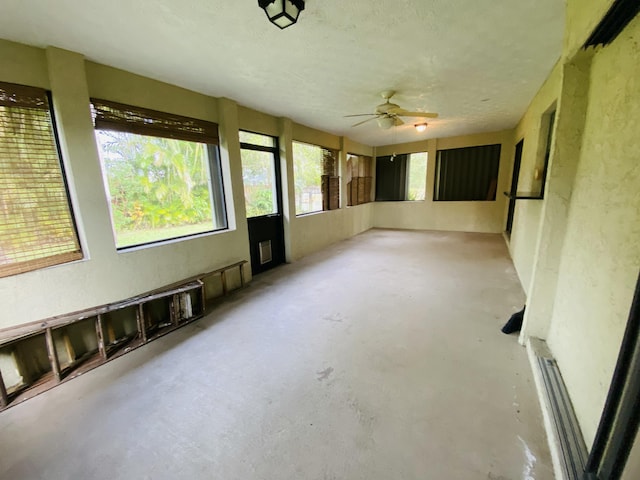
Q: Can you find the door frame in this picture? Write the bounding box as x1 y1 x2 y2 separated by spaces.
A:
240 132 286 274
505 139 524 236
583 271 640 479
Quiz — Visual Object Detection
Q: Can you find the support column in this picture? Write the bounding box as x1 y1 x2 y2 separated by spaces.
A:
217 97 253 283
278 117 295 263
520 51 593 342
45 47 114 262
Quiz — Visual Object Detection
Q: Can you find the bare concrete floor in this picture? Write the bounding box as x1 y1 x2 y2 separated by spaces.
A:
0 229 553 480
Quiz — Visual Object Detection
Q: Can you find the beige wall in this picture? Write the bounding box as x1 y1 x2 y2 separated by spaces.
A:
373 130 513 233
238 105 279 137
0 41 49 89
564 0 615 58
288 123 374 261
546 13 640 447
513 0 640 457
508 62 562 293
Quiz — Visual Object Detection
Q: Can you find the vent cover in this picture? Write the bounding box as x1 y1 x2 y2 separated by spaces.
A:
258 240 273 265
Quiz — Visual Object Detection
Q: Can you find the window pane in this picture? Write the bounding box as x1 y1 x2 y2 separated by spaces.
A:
0 85 82 278
407 152 428 201
347 154 373 206
293 142 323 215
239 131 275 148
95 131 225 248
241 149 278 217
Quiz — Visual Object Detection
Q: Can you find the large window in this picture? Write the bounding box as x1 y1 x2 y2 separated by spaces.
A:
434 144 501 201
407 153 428 200
346 154 373 206
375 152 428 201
0 81 82 278
292 141 339 215
240 131 279 218
92 99 226 249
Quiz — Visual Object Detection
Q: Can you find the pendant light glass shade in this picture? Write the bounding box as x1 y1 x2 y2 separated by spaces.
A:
377 116 395 130
258 0 305 29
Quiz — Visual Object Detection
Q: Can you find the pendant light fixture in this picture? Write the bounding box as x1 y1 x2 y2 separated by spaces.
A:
258 0 305 29
377 116 395 130
415 123 428 132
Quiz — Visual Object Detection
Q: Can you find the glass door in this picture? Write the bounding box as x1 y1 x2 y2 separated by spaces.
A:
240 131 285 274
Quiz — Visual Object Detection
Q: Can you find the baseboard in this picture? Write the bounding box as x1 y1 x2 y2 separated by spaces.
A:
526 337 589 479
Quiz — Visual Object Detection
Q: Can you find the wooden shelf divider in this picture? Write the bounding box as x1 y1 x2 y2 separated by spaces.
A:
0 370 8 408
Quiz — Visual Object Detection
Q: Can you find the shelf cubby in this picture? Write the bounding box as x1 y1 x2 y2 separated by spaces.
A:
100 306 140 358
0 333 53 403
53 317 101 378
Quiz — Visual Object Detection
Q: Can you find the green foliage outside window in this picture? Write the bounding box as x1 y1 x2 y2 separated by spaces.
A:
240 148 277 218
292 142 323 215
407 152 428 201
96 131 219 248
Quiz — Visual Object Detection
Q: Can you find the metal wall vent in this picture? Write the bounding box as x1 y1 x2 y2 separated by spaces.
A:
258 240 273 265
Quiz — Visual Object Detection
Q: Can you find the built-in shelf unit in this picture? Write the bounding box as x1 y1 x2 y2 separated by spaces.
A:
0 260 247 411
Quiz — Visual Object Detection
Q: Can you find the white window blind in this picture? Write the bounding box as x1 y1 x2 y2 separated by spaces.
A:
0 81 82 277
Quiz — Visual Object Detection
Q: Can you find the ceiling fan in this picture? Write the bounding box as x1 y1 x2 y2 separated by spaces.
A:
345 90 438 129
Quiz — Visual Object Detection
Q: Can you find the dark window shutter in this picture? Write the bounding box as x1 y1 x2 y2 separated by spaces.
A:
434 145 501 201
375 154 407 201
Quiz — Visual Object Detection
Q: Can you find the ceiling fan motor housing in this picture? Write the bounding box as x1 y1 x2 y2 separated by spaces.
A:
375 102 400 115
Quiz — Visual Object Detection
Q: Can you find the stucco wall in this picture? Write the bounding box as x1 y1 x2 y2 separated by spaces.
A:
508 62 562 293
564 0 615 57
546 13 640 447
373 130 513 233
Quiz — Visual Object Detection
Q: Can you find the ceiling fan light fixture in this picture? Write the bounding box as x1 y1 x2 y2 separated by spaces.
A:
377 116 395 129
258 0 305 29
415 123 428 132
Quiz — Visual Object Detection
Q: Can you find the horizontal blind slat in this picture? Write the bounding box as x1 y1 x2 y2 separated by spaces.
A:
0 81 49 110
91 98 219 145
0 82 82 278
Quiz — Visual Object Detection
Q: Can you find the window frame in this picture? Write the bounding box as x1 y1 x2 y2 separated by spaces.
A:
433 144 502 202
0 81 83 278
292 141 340 216
239 130 283 219
91 99 228 250
346 153 373 206
374 151 428 202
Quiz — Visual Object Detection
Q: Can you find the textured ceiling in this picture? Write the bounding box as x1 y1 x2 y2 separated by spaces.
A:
0 0 565 146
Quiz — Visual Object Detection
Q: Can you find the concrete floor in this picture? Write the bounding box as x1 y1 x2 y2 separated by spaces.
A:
0 229 553 480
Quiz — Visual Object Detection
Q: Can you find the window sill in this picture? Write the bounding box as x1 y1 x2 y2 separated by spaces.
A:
503 191 544 200
295 208 344 218
116 227 231 254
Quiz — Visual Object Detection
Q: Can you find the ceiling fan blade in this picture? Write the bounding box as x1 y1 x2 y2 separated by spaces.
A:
392 109 439 118
344 113 377 118
393 117 405 126
351 117 379 127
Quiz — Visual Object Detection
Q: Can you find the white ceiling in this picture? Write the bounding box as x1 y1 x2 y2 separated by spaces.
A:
0 0 565 147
